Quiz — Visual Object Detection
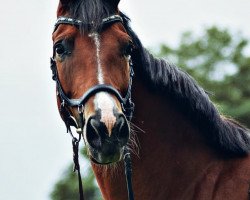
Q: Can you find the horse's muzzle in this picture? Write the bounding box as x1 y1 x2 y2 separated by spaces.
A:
86 113 129 164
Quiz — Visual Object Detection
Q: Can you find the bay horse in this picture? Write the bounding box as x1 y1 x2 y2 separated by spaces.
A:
50 0 250 199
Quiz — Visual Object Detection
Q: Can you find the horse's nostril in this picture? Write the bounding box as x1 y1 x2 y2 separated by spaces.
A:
116 114 130 145
86 118 102 149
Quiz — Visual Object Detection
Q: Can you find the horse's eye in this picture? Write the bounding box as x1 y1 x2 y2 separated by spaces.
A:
124 43 134 56
55 43 65 55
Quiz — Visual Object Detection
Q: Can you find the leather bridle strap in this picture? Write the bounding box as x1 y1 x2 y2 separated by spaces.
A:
53 15 123 32
124 148 134 200
56 77 124 107
72 136 84 200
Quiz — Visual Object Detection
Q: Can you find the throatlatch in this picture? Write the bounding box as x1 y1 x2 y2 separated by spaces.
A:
51 15 135 200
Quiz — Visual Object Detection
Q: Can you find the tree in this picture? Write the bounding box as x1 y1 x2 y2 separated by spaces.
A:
50 148 102 200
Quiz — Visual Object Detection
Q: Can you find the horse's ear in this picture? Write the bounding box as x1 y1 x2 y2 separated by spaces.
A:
57 0 74 16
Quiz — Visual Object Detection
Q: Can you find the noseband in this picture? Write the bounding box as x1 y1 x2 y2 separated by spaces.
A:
50 15 134 200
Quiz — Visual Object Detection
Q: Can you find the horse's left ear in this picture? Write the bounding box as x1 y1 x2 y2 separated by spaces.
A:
57 0 75 16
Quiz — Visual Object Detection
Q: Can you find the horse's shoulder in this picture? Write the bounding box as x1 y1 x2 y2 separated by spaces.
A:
226 155 250 179
193 158 250 199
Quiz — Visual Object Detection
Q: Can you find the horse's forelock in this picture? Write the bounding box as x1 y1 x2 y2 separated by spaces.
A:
57 0 118 32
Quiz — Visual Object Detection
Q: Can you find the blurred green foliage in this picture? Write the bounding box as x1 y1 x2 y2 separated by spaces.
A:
159 26 250 126
50 148 102 200
50 26 250 200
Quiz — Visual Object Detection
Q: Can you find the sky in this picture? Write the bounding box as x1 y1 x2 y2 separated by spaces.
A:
0 0 250 200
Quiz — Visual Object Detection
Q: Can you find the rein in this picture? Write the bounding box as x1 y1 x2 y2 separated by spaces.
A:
50 15 135 200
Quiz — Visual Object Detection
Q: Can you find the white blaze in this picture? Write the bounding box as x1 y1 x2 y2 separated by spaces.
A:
95 92 116 135
89 32 116 135
91 33 104 84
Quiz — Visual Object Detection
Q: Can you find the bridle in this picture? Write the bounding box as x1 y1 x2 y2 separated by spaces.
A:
51 15 135 133
50 15 135 200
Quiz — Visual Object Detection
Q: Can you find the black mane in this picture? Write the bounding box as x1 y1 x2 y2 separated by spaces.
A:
67 1 250 157
120 14 250 157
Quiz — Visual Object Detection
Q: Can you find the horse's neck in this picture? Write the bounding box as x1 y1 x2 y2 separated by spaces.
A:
91 78 219 200
131 79 220 196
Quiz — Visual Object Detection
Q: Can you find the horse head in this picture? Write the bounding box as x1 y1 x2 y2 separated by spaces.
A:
51 0 134 165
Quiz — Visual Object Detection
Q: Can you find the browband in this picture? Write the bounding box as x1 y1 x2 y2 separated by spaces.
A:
53 15 123 32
